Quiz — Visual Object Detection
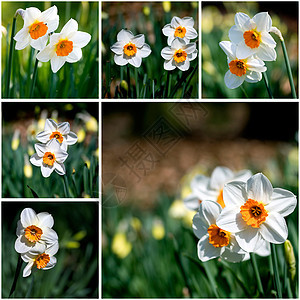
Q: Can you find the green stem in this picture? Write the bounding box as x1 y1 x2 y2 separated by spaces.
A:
203 262 220 298
9 255 23 297
164 71 170 98
262 71 274 99
240 84 249 98
271 243 282 298
250 253 264 296
281 40 297 98
135 67 139 98
5 16 17 98
25 273 34 297
126 64 131 98
62 174 70 198
152 79 155 99
71 171 79 198
29 57 38 98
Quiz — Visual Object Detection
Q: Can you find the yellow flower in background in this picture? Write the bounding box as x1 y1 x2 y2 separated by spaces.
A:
11 129 20 151
77 112 98 132
168 199 196 227
24 155 33 178
131 217 142 231
112 232 132 259
77 128 86 143
162 2 171 13
152 219 165 240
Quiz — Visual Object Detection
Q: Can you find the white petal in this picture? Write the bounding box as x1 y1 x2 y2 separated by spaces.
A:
65 131 78 145
167 35 175 46
36 131 50 143
43 256 57 270
210 166 234 190
182 17 195 28
40 227 58 244
254 240 271 256
162 24 175 37
183 194 200 211
224 70 245 89
57 122 69 135
114 54 128 66
54 162 66 175
216 206 247 232
139 44 151 58
36 46 55 62
161 46 174 60
219 41 237 61
41 165 55 178
171 16 182 28
236 42 257 59
246 58 267 73
197 236 222 262
171 37 186 50
39 5 58 23
259 212 288 244
228 25 244 44
260 32 276 47
266 188 297 217
128 55 142 68
233 170 252 182
44 119 57 132
24 7 42 26
235 12 250 29
131 34 145 48
256 43 277 61
21 208 38 227
235 227 261 252
117 29 134 43
61 18 78 36
252 12 272 32
37 212 54 228
221 248 247 263
185 27 198 40
30 153 43 167
223 181 247 206
110 41 124 55
45 17 59 33
190 175 218 202
51 56 66 73
54 149 68 163
46 241 59 256
187 49 198 61
16 220 24 236
199 200 222 225
245 71 262 83
183 43 196 54
164 59 176 71
14 28 31 50
192 212 209 239
34 143 46 157
246 173 273 204
177 59 190 71
23 261 34 277
71 31 91 48
15 236 33 253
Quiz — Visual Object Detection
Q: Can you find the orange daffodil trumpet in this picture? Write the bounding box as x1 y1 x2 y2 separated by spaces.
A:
110 29 151 67
219 41 267 89
162 16 198 46
36 18 91 73
14 6 59 51
161 38 197 71
14 208 59 277
216 173 297 253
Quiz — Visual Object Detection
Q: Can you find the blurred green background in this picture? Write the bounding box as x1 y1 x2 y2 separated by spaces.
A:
202 1 298 98
102 102 298 297
2 202 98 298
102 1 199 99
2 1 99 98
2 102 99 198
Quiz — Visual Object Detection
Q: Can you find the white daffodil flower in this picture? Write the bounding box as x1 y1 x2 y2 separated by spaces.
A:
36 18 91 73
184 166 252 211
229 12 277 61
110 29 151 68
162 16 198 46
36 118 77 151
15 208 58 254
193 201 249 262
14 6 59 51
30 138 68 177
161 37 197 71
219 41 267 89
216 173 297 252
21 241 59 277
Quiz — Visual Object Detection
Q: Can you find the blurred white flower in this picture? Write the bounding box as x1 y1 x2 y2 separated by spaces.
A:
30 139 68 177
14 6 59 51
161 38 197 71
36 18 91 73
110 29 151 68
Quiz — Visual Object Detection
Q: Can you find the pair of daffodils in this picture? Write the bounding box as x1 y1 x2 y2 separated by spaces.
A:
110 16 198 71
15 208 58 277
184 166 296 262
30 118 78 178
14 6 91 73
220 12 277 89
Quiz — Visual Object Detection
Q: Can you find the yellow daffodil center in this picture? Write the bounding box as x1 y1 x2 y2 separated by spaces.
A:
217 189 225 208
173 49 187 63
123 42 137 56
50 131 63 143
174 26 187 38
240 199 268 228
56 40 73 56
43 152 56 166
35 253 50 269
243 30 261 49
229 59 247 76
29 21 48 40
207 224 230 248
24 225 43 243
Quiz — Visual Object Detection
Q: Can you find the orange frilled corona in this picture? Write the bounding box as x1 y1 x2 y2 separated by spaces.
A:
123 42 137 57
50 131 63 143
24 225 43 243
243 30 261 49
207 224 230 248
173 49 187 63
56 40 73 56
35 253 50 269
240 199 268 228
29 21 48 40
174 26 187 38
229 59 247 77
43 152 56 166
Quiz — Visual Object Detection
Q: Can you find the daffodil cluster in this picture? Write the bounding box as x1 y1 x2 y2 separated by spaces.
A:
30 118 78 178
14 6 91 73
110 16 198 71
186 167 297 262
15 208 59 277
220 12 277 89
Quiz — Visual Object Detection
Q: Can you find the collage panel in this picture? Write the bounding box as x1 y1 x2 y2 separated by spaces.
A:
102 1 199 99
102 102 298 298
2 201 99 298
2 102 99 198
2 1 99 99
202 1 298 99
